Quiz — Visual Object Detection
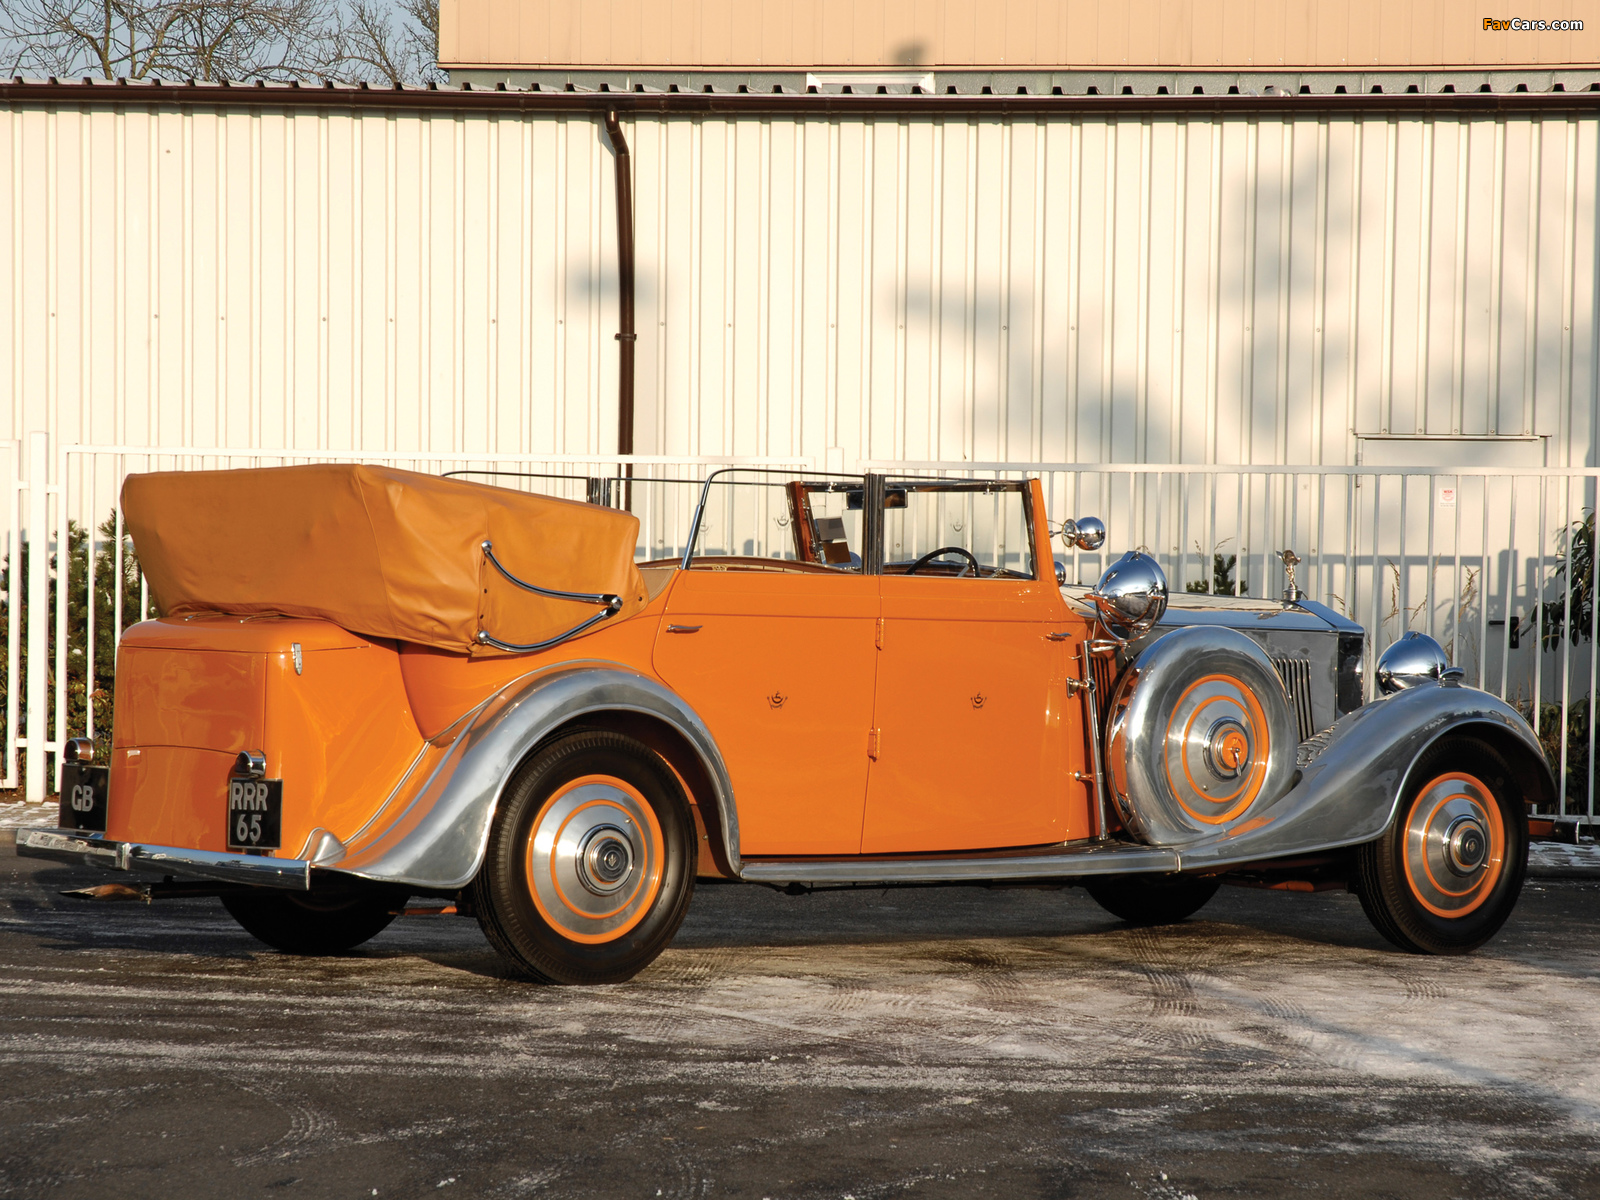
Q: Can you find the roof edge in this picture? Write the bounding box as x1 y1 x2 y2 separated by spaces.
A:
2 77 1596 117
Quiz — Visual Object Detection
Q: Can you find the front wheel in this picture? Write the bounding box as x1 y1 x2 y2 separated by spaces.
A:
1084 873 1221 925
1353 735 1527 955
471 730 696 985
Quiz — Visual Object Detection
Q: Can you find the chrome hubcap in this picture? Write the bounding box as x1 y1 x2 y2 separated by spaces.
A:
1444 815 1489 875
577 825 635 895
1402 773 1503 916
1202 717 1252 781
1163 674 1270 823
525 777 662 941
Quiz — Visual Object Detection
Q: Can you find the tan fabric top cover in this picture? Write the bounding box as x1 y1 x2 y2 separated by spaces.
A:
122 465 649 656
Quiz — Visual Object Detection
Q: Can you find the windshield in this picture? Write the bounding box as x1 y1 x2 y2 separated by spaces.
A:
677 471 1035 579
881 481 1035 579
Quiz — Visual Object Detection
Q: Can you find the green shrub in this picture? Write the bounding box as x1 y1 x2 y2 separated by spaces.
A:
1186 552 1247 596
1518 697 1597 816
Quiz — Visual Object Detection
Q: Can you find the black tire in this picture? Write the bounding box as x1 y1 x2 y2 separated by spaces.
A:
1084 873 1221 925
471 729 696 985
222 888 403 955
1354 735 1527 955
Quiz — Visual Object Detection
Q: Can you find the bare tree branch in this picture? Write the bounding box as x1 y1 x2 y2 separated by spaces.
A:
328 0 438 85
0 0 441 84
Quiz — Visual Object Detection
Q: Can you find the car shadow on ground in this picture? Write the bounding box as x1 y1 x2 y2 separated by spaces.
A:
13 857 1418 982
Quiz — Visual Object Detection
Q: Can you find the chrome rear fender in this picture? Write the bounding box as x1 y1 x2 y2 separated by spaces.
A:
328 661 738 890
1175 682 1553 870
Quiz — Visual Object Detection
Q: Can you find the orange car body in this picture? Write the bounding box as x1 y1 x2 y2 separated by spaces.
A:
105 476 1096 871
20 463 1554 969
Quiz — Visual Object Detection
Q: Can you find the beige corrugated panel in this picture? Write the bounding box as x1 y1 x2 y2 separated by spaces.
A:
440 0 1600 69
3 100 1597 470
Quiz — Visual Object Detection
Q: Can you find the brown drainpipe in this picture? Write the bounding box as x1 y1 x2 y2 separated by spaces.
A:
603 110 636 509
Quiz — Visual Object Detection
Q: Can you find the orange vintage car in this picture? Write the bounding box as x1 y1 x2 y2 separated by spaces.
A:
20 465 1552 982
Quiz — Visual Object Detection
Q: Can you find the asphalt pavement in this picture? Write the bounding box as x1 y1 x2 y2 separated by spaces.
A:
0 844 1596 1200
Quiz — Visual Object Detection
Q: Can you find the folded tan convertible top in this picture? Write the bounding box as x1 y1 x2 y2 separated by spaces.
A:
122 464 649 656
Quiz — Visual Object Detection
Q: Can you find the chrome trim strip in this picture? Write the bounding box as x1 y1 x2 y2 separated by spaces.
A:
15 827 312 889
740 842 1180 885
329 661 741 890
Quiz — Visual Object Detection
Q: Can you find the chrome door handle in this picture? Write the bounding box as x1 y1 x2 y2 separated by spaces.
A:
666 624 703 634
1045 631 1074 641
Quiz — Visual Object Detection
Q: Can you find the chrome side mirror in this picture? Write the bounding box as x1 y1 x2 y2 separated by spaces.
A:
1059 515 1106 552
1090 551 1168 639
1375 632 1449 694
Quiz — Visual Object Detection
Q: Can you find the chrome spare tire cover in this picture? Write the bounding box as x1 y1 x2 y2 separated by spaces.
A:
1103 625 1298 846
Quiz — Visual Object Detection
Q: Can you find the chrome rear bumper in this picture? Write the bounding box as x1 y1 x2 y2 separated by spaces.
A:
15 827 312 890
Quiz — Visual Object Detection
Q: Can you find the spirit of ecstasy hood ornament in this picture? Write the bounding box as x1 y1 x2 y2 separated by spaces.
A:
1278 549 1304 603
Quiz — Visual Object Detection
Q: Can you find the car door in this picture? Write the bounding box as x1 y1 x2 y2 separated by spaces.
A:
654 570 879 856
652 477 879 857
860 481 1088 853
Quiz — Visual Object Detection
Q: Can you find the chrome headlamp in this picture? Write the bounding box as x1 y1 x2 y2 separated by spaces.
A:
1375 631 1449 694
1090 551 1169 640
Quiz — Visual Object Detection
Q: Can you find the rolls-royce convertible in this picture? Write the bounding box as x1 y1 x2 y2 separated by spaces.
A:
18 465 1551 982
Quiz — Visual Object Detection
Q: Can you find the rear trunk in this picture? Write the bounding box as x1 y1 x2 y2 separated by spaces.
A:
108 616 424 857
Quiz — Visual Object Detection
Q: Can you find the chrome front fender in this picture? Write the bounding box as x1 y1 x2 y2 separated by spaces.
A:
1176 682 1553 870
328 661 740 890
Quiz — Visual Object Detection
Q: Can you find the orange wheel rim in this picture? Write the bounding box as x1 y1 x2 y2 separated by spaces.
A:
1400 770 1505 919
523 774 665 944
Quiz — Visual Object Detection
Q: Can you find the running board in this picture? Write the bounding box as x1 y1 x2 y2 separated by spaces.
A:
738 840 1181 885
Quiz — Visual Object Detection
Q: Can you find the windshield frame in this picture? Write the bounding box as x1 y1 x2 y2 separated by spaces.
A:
681 469 1038 579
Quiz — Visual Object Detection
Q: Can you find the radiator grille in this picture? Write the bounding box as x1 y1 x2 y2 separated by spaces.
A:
1272 656 1317 743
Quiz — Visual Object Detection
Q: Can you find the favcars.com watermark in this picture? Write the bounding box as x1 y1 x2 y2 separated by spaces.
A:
1483 16 1585 28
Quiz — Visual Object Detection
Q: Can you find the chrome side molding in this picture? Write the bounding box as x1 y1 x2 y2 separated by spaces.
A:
741 841 1180 885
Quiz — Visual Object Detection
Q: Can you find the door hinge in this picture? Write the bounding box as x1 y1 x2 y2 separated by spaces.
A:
875 617 885 649
867 728 880 760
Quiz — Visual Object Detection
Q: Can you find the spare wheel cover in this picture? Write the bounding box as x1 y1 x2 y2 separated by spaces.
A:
1103 625 1298 846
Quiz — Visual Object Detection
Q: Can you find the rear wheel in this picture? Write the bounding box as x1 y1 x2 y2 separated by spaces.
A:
1084 873 1221 925
1354 735 1527 955
223 888 403 955
471 730 696 985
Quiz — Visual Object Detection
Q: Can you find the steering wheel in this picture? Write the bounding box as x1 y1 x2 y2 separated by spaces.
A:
905 546 981 577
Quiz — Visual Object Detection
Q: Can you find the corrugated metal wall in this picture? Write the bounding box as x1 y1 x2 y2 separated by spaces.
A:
4 94 1597 472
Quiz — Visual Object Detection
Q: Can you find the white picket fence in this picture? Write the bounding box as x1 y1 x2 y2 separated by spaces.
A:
5 434 1599 820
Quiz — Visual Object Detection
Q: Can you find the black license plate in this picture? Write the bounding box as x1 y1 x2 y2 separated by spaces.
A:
59 763 109 832
226 777 282 851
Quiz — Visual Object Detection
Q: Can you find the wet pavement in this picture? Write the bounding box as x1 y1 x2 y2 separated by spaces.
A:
0 843 1597 1199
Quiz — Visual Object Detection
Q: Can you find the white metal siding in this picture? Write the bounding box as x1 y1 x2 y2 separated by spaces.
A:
4 100 1596 474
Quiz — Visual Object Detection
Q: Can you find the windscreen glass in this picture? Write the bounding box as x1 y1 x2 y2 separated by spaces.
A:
882 482 1035 579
